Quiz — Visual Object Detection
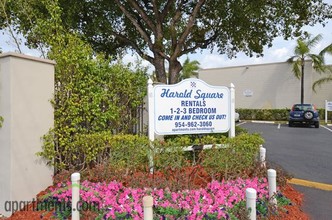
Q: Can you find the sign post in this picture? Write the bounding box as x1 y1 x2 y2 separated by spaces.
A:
147 78 234 172
229 83 235 138
325 100 332 124
147 79 155 173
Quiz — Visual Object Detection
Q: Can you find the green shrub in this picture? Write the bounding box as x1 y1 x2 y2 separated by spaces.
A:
51 132 265 191
237 108 290 121
200 133 264 181
153 140 190 171
107 134 150 173
39 132 150 171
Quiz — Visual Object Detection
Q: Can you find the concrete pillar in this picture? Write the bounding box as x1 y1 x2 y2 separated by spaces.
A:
0 52 54 216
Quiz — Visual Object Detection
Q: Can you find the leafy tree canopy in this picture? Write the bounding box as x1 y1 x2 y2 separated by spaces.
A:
1 0 149 170
2 0 332 84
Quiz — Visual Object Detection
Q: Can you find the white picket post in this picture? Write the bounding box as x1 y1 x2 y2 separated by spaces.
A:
246 188 257 220
267 169 277 205
259 145 266 167
229 83 235 138
143 196 153 220
71 172 80 220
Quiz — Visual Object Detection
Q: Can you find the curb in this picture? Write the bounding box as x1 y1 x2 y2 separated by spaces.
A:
288 178 332 191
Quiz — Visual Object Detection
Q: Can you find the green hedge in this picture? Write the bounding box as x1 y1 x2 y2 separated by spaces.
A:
40 131 263 176
237 108 332 121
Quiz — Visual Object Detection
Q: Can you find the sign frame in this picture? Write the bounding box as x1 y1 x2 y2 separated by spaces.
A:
152 79 231 135
325 100 332 123
148 78 235 139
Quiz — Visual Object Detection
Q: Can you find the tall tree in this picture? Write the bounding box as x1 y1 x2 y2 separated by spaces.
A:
2 0 332 84
312 43 332 91
287 34 327 104
0 0 23 53
178 57 200 82
2 0 148 170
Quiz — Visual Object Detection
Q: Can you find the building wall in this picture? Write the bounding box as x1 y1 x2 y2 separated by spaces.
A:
0 53 55 216
311 67 332 108
199 61 332 109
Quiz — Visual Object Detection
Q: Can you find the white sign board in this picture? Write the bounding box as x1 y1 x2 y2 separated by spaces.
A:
325 100 332 123
326 101 332 111
153 79 230 135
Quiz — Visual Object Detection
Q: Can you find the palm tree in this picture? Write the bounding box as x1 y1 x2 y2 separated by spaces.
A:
151 58 200 83
287 34 326 104
312 43 332 91
178 57 200 82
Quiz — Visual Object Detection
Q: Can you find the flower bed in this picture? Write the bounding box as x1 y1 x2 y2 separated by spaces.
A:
36 177 288 220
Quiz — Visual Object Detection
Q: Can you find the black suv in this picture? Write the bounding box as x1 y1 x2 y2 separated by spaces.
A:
289 104 319 128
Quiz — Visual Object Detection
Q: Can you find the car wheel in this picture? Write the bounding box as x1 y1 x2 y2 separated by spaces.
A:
304 111 314 120
315 122 319 128
288 121 293 127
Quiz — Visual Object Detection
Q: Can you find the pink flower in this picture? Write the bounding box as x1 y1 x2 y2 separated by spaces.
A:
46 177 270 219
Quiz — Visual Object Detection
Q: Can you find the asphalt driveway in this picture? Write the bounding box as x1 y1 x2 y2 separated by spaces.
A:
239 122 332 219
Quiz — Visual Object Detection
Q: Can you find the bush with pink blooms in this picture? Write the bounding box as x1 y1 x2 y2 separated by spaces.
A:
38 133 293 219
36 177 287 220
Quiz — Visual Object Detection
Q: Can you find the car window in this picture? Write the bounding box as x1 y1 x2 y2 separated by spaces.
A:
293 104 313 111
293 105 301 111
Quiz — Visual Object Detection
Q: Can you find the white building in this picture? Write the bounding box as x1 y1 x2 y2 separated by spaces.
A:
199 61 332 109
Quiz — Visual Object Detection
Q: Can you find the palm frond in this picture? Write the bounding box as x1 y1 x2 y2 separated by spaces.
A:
319 43 332 57
307 34 323 49
287 56 298 63
310 54 325 73
295 39 309 55
292 59 302 79
312 74 332 92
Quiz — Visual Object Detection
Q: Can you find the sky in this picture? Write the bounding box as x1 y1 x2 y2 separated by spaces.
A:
1 1 332 71
126 15 332 71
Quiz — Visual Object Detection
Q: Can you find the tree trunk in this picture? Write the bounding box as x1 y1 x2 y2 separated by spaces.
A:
301 60 304 104
168 59 182 84
153 54 167 84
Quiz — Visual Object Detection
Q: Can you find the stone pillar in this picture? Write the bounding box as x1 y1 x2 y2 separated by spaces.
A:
0 52 54 216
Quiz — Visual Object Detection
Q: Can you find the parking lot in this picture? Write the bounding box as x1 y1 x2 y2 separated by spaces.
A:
239 122 332 219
